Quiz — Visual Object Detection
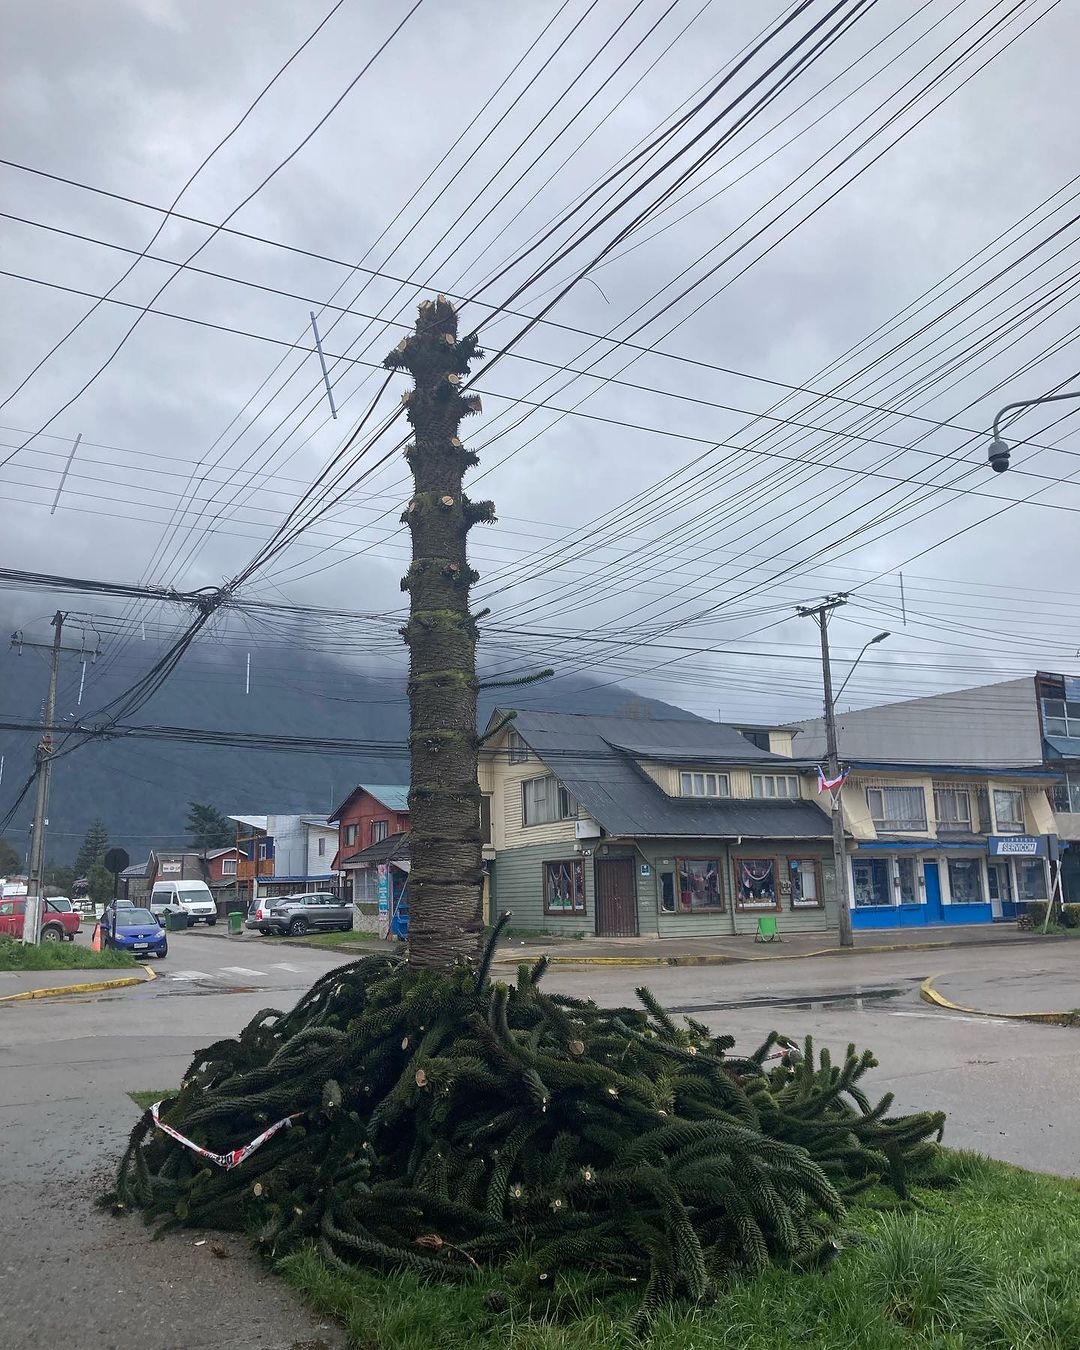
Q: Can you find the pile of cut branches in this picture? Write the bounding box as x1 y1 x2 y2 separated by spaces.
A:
107 934 944 1317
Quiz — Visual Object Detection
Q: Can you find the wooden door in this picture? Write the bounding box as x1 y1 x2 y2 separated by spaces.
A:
594 858 638 937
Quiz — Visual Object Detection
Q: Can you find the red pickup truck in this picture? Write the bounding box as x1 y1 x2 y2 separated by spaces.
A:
0 898 81 942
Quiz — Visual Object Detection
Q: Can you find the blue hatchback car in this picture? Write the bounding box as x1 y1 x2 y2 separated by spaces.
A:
104 906 168 959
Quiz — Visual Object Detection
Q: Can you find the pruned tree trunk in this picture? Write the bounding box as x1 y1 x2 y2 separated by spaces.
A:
384 297 494 972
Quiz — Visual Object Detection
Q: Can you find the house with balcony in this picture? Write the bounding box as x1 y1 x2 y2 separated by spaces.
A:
790 675 1072 925
228 814 337 903
329 785 411 904
481 710 838 938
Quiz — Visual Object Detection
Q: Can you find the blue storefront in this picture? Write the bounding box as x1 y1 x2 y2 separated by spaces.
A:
848 837 1050 928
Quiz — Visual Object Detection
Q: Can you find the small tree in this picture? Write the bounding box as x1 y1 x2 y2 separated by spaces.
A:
86 860 114 906
76 818 109 875
0 836 22 876
44 863 77 893
186 802 234 851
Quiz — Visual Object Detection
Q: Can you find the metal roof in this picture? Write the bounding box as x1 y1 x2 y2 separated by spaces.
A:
1045 736 1080 760
505 710 831 840
328 784 411 821
340 832 410 868
229 815 267 831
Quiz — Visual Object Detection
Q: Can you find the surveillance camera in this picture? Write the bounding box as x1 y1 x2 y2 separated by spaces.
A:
988 438 1010 473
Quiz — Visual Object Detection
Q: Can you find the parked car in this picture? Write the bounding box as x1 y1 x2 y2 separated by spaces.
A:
44 897 80 937
0 897 81 942
102 905 168 959
256 893 352 937
244 898 264 931
149 880 217 926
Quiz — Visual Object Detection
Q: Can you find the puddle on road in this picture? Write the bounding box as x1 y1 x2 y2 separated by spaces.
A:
665 986 907 1016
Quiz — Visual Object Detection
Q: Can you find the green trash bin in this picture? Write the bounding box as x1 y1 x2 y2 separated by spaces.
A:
227 910 243 936
166 910 188 932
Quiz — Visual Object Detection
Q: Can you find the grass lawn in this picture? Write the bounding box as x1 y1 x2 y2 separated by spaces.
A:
128 1090 170 1111
275 1152 1080 1350
0 935 137 971
282 930 390 950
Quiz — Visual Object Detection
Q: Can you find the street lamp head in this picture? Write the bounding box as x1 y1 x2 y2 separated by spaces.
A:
870 631 890 644
988 437 1011 473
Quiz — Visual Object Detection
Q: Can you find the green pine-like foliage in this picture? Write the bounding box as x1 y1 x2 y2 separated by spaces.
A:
106 923 944 1321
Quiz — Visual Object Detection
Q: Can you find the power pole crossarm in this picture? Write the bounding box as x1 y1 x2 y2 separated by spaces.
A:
23 610 65 945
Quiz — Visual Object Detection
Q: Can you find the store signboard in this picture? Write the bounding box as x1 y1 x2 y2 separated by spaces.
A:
988 835 1045 857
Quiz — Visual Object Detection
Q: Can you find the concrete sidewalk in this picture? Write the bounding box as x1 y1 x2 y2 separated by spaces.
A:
0 964 151 1001
495 922 1057 968
186 918 1059 968
922 949 1080 1025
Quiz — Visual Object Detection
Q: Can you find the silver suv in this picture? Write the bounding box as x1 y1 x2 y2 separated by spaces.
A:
258 892 352 937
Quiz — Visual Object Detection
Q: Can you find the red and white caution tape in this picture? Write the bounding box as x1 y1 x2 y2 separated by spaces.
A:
150 1100 302 1170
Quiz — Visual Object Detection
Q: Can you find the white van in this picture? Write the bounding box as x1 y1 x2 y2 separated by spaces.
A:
150 880 218 925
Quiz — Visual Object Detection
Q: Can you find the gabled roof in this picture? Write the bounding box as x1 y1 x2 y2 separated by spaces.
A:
328 784 410 822
229 815 267 831
499 710 830 840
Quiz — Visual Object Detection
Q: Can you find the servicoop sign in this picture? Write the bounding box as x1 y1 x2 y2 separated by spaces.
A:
988 835 1046 857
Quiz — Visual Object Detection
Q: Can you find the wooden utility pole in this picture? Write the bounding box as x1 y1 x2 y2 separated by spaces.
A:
385 297 494 971
797 596 854 949
23 611 65 945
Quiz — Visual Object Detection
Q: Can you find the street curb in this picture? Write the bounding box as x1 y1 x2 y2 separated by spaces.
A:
495 934 1052 969
919 974 1080 1028
0 969 149 1003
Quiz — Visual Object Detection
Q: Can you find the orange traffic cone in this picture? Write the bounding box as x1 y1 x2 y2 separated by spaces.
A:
91 923 101 952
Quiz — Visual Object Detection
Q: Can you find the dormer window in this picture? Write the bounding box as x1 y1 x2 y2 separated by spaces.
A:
680 771 729 798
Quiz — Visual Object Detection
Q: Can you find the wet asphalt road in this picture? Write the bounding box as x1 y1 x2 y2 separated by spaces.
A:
1 930 1076 1348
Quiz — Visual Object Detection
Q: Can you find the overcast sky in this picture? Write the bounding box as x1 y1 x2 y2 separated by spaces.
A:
2 0 1078 732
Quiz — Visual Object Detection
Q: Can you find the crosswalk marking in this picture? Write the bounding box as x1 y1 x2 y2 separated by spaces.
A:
270 962 304 973
166 970 212 982
221 966 265 978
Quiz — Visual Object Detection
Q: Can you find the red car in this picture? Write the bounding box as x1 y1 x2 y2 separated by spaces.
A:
0 898 81 942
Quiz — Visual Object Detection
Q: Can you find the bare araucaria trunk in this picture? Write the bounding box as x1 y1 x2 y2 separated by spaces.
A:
384 297 494 971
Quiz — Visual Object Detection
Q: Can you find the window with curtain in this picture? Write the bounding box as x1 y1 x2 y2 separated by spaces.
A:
734 857 779 909
508 730 529 763
679 771 729 798
544 860 585 914
992 789 1025 832
751 774 800 799
866 785 927 831
371 819 389 844
522 776 576 826
344 823 358 846
934 787 972 829
676 859 725 912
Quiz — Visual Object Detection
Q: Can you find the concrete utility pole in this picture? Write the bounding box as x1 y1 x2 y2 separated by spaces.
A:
797 596 854 949
22 611 65 945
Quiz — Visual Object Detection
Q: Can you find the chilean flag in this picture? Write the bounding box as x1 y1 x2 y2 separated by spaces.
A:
817 766 849 793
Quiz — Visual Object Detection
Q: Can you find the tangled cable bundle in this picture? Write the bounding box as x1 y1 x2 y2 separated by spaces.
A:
108 930 945 1316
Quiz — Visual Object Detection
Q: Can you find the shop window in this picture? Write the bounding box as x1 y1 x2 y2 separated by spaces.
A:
354 869 379 904
677 858 725 912
947 858 982 904
679 771 729 798
896 856 918 903
1016 860 1048 901
852 857 891 907
522 776 576 826
344 823 358 847
787 857 822 908
371 819 389 844
508 730 529 763
934 787 972 830
734 857 779 910
992 789 1024 833
751 774 800 799
544 860 585 914
866 785 927 832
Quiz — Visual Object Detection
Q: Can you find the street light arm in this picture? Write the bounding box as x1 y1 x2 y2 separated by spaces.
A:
992 390 1080 440
834 631 889 705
